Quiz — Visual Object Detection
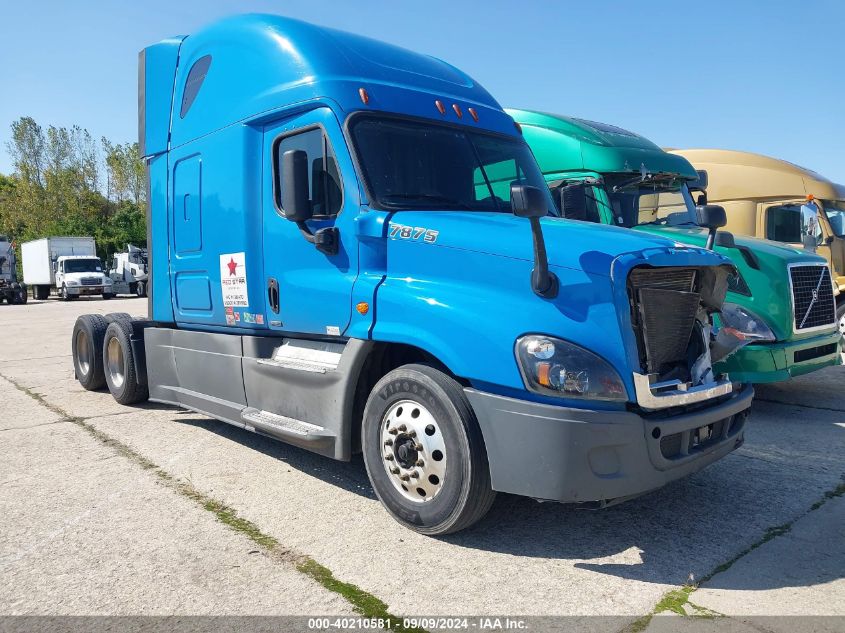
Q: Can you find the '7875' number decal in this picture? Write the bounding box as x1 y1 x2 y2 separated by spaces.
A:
389 224 439 243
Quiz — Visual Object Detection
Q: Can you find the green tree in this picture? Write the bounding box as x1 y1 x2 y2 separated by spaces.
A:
2 116 147 265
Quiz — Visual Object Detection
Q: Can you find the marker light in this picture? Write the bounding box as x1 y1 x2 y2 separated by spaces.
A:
807 194 815 201
435 100 446 115
468 107 479 122
356 302 370 315
452 104 463 118
358 88 369 105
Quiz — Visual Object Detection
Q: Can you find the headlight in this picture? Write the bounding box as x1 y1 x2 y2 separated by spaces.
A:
717 303 776 342
516 336 627 401
66 280 79 286
103 277 113 285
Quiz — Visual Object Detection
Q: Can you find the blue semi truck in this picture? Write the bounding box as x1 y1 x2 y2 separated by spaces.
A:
71 14 753 534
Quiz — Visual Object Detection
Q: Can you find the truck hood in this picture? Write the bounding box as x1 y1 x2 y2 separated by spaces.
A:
390 211 725 276
635 225 825 264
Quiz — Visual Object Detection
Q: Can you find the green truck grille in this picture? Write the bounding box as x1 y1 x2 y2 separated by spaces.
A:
789 265 835 331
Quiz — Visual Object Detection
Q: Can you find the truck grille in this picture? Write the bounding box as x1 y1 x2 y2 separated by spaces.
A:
790 265 835 331
628 268 700 374
81 277 100 286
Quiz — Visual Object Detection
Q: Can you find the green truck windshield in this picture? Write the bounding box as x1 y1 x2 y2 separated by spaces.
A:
350 116 556 214
602 175 697 228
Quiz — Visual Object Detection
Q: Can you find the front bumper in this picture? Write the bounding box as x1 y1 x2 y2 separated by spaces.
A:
465 385 753 504
66 285 106 295
714 329 841 383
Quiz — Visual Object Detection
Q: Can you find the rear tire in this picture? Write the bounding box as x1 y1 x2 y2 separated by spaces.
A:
362 364 496 535
72 314 109 390
103 319 148 405
104 312 133 324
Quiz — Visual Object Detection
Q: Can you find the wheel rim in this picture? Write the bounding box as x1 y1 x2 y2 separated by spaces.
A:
380 399 447 503
76 330 91 376
106 337 125 389
838 313 845 337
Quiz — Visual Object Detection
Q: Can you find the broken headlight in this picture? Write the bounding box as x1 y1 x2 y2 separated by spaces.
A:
516 336 627 401
717 303 776 342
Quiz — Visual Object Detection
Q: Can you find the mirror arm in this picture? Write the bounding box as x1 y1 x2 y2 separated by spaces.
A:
529 217 559 298
705 227 717 250
297 221 339 256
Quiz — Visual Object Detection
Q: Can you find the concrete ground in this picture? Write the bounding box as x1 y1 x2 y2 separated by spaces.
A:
0 297 843 630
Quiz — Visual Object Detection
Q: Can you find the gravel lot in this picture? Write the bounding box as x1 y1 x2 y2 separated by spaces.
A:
0 297 843 628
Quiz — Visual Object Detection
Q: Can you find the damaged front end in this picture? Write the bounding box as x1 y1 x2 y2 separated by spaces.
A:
626 264 747 411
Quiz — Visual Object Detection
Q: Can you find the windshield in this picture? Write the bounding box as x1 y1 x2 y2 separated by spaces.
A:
349 116 556 214
821 200 845 237
603 175 697 228
64 259 103 273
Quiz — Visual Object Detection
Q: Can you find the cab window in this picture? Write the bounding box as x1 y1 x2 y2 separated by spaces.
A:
274 128 342 218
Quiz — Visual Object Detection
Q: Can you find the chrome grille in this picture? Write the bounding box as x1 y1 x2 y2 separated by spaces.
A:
81 277 100 286
789 265 835 331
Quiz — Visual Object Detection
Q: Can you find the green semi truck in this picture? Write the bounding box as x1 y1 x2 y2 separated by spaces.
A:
509 109 841 383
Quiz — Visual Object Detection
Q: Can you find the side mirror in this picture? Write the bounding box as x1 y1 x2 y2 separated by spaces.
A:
510 184 558 299
559 183 588 221
695 204 727 230
688 170 708 192
695 204 727 250
511 183 549 219
281 149 312 223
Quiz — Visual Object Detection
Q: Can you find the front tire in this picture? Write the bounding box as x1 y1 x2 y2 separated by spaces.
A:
362 364 495 535
103 320 148 405
837 303 845 344
135 281 146 298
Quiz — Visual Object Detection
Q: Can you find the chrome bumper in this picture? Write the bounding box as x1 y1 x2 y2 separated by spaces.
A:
633 372 733 411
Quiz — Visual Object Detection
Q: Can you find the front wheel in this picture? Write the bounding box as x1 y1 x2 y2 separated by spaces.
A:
135 281 146 298
362 364 495 535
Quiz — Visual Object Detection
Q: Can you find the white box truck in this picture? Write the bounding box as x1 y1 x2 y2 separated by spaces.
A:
22 237 115 300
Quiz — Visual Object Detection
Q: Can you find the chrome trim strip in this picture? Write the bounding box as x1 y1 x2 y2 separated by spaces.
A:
633 372 733 411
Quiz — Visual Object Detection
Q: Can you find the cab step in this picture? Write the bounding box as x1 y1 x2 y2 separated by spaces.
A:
241 407 335 450
256 339 344 374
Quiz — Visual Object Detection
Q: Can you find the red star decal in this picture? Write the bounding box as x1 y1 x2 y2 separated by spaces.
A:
226 258 238 276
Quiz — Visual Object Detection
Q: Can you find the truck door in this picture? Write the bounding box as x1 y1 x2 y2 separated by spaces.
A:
262 108 360 335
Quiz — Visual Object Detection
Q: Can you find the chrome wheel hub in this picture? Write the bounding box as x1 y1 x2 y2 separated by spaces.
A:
838 313 845 337
380 399 446 503
106 337 125 389
75 330 90 376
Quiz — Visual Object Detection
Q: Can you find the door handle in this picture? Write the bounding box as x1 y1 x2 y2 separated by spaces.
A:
267 278 280 314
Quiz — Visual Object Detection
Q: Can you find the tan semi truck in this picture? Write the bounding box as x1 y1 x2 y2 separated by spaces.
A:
670 149 845 334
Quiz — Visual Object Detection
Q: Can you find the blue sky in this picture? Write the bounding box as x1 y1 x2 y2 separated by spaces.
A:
1 0 842 179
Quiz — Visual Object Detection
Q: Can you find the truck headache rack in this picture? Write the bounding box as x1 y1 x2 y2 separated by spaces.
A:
789 263 835 331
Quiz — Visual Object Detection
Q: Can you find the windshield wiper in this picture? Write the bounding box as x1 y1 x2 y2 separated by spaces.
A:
382 194 472 210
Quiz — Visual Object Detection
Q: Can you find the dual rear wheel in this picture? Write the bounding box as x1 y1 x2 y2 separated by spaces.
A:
72 314 148 404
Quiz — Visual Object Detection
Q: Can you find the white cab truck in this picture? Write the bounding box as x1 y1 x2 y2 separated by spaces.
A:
22 237 115 300
108 245 149 297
